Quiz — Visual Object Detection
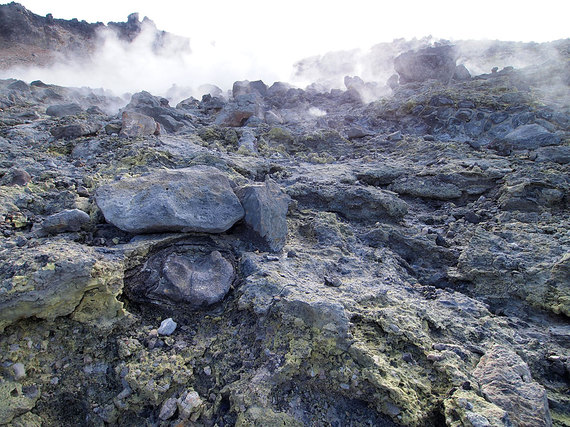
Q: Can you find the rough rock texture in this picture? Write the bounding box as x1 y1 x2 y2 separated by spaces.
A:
237 178 291 252
119 111 160 138
0 241 125 332
95 166 245 233
0 16 569 427
473 345 552 426
34 208 90 236
394 45 458 84
0 3 189 69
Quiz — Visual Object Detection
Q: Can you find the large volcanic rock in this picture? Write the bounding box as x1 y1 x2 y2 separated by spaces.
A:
237 178 291 252
394 45 458 84
95 166 244 234
473 345 552 426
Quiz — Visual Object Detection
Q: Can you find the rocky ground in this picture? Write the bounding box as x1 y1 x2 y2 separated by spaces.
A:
0 16 568 427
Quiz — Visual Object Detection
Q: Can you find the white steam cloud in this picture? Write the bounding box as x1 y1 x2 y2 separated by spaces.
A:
0 20 293 104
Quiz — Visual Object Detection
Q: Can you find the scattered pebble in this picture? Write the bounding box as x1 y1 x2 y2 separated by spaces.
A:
12 362 26 380
158 318 177 336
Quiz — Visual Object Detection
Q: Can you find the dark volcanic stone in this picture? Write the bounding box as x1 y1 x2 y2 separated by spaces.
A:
46 103 84 117
50 122 101 139
237 178 291 252
394 45 458 84
127 248 235 309
95 166 244 234
36 209 90 235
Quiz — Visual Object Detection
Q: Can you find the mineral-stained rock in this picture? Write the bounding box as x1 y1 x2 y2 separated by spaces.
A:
119 111 160 137
455 228 569 316
0 241 125 332
34 208 90 235
45 103 83 117
0 381 40 424
391 176 462 200
288 182 408 223
236 406 303 426
237 178 290 252
95 166 244 234
473 345 552 426
177 390 203 420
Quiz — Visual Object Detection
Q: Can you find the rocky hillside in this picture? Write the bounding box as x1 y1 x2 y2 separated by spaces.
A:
0 6 569 427
0 2 189 69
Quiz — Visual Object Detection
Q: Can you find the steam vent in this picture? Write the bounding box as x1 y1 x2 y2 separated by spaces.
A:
0 2 569 426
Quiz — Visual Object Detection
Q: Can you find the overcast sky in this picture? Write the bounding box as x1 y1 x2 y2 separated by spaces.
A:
16 0 570 59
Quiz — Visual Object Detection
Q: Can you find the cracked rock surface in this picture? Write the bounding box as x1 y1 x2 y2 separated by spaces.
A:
0 17 569 427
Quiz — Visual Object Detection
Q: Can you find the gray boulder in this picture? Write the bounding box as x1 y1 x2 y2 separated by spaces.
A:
233 80 267 97
50 121 101 139
215 93 263 127
496 124 561 151
473 345 551 426
391 177 462 200
453 64 471 81
288 182 408 223
161 251 234 307
534 145 570 164
95 166 244 234
124 91 190 133
119 111 160 138
35 208 90 235
237 178 291 252
46 103 83 117
394 45 458 84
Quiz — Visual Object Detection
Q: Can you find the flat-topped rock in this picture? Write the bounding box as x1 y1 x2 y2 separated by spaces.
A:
95 166 244 234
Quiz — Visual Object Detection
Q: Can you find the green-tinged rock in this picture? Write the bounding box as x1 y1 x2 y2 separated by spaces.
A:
456 227 569 315
0 381 40 424
0 241 125 332
444 389 511 427
236 406 303 427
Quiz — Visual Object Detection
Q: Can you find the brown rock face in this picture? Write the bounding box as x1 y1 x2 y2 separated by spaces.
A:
473 345 552 426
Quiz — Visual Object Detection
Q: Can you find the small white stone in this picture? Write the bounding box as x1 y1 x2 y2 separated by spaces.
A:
12 362 26 380
158 318 177 336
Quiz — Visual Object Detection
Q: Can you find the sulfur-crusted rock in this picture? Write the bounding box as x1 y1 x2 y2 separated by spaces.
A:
0 381 40 424
473 345 551 426
95 166 244 234
0 241 125 332
237 178 290 252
